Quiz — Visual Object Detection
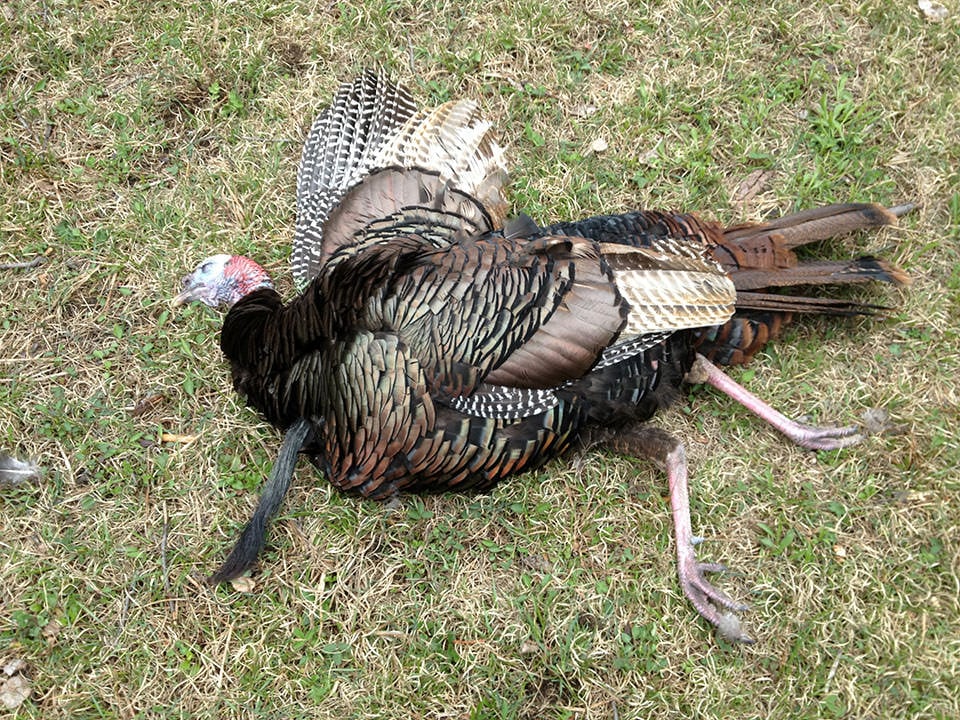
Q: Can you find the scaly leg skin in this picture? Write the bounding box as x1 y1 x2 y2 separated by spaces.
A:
665 437 753 644
689 354 862 451
596 425 753 643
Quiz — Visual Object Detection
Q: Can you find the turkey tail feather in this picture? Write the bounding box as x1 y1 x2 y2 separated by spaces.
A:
208 418 311 584
713 202 910 289
728 257 911 292
696 202 912 365
734 291 887 315
722 202 899 249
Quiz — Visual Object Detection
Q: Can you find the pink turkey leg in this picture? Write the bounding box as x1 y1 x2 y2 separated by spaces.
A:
690 354 862 451
663 434 753 643
598 426 753 643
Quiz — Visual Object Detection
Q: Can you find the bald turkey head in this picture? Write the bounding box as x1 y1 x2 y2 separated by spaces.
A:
174 254 274 308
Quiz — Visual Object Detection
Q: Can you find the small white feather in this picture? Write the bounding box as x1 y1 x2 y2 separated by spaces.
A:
0 453 41 487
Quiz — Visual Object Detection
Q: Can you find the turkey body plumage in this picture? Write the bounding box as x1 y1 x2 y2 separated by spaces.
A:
222 218 703 499
222 195 905 500
183 71 910 643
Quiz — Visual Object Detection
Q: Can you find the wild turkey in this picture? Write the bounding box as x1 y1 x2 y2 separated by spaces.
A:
174 71 910 643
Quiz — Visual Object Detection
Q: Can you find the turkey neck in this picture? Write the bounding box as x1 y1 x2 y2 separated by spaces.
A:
219 286 326 430
219 238 412 380
217 246 402 431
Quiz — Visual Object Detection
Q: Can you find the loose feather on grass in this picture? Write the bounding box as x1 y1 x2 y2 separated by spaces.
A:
0 453 41 488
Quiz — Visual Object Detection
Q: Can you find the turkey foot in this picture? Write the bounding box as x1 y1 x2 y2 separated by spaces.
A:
689 354 863 451
666 435 753 643
601 425 754 643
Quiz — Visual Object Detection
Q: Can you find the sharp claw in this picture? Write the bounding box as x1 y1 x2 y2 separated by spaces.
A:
679 555 753 643
792 424 863 451
717 612 754 644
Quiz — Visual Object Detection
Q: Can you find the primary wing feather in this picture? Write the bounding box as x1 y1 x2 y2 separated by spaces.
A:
293 73 508 289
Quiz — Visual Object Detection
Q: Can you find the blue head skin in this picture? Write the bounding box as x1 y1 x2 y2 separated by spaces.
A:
174 254 274 309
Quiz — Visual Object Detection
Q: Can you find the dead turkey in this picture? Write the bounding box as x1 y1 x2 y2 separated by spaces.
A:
174 70 910 643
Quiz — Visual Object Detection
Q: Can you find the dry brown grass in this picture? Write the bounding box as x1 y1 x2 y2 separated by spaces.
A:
1 0 958 718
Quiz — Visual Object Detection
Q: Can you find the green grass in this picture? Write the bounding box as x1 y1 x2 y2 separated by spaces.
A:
2 0 959 718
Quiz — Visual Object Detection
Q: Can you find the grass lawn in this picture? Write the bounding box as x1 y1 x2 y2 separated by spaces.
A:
1 0 958 718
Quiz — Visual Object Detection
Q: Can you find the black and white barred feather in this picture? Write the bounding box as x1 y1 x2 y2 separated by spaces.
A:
292 71 508 290
293 70 420 289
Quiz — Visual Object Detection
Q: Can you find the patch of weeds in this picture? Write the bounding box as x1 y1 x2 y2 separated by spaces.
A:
805 77 872 155
218 452 269 492
208 80 249 119
755 520 798 558
470 693 524 720
796 75 892 201
419 79 454 104
441 47 483 77
614 622 666 673
405 495 434 521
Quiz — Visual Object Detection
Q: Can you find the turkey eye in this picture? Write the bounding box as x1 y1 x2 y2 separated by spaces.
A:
200 262 213 273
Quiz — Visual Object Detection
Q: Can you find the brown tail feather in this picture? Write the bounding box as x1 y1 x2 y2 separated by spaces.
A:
734 291 887 315
697 202 912 365
712 202 909 284
711 202 910 290
729 257 911 291
722 202 899 249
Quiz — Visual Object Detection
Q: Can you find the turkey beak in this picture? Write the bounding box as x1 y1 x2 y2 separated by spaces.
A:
172 274 203 307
